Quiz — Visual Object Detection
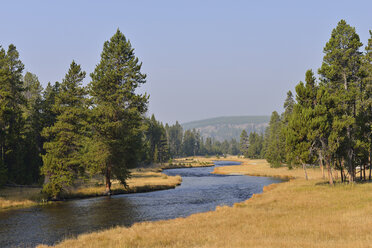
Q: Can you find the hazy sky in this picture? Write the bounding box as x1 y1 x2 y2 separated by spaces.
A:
1 1 371 124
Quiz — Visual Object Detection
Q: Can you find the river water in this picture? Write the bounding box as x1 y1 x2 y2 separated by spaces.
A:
0 161 282 247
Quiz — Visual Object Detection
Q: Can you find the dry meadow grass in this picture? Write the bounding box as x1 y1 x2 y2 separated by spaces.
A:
38 157 372 248
0 187 41 210
63 171 182 199
211 157 338 180
0 171 181 210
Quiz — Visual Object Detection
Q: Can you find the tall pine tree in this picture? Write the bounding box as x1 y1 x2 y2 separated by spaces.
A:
41 61 87 198
89 30 148 194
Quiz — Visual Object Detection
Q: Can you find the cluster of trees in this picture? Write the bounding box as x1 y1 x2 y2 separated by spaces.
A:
253 20 371 184
0 45 45 186
143 115 240 162
0 29 242 198
0 30 148 198
239 130 264 159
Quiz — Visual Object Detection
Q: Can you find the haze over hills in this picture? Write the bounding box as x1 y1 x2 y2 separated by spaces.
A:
182 116 270 141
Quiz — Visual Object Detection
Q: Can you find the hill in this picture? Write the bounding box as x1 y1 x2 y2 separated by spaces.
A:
182 116 270 141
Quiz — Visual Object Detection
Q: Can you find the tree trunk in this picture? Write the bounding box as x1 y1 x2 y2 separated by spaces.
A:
105 165 112 195
302 163 308 180
359 165 363 181
318 150 325 180
333 167 338 180
326 159 334 186
368 149 371 181
340 169 344 183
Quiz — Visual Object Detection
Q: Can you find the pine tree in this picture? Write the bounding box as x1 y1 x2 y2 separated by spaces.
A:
286 71 320 179
22 72 44 183
89 29 148 194
266 111 285 167
318 20 363 182
239 130 249 156
0 44 25 185
157 133 170 163
41 61 87 198
357 30 372 180
167 121 183 158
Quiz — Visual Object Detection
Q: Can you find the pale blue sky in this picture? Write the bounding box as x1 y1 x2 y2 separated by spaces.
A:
1 0 371 124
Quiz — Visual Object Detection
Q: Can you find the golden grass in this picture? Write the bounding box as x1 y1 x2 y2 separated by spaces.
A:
0 187 41 210
0 171 182 210
64 172 182 199
212 157 336 180
39 157 372 248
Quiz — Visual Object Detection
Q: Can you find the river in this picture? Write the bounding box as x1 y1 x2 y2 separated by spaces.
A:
0 161 282 247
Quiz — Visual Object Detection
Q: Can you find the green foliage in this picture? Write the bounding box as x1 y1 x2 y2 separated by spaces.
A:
318 20 364 181
239 130 248 155
246 132 264 159
0 44 26 185
166 121 183 157
265 111 285 167
88 29 148 192
279 20 371 183
41 61 87 198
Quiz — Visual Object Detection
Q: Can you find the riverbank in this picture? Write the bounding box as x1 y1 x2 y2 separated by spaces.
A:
62 171 182 199
0 186 41 210
0 158 212 211
39 157 372 248
0 171 182 211
211 157 334 180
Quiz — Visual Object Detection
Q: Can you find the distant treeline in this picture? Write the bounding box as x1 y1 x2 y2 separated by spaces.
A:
240 20 371 184
144 115 240 163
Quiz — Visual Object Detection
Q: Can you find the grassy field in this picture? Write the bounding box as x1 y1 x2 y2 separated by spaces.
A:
0 171 182 211
39 157 372 248
211 156 339 180
0 186 41 210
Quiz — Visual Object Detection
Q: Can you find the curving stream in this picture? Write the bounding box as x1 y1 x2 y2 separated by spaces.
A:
0 161 282 247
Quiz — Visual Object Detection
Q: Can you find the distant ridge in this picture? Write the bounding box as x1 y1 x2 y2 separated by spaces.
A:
182 116 270 141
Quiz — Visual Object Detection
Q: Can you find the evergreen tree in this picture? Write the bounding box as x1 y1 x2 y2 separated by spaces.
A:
41 61 87 198
229 138 240 155
166 121 183 158
282 90 295 123
157 133 170 163
239 130 249 156
89 30 148 194
318 20 363 182
266 111 285 167
182 129 200 156
22 72 44 183
359 31 372 180
41 82 60 130
246 132 263 159
0 45 25 185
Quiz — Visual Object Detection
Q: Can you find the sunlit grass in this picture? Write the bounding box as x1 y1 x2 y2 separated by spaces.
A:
0 171 182 210
0 187 41 210
39 157 372 248
212 157 337 180
63 171 182 199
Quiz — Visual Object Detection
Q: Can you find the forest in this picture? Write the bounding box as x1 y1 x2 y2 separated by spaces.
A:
0 20 371 201
240 20 371 184
0 29 241 199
